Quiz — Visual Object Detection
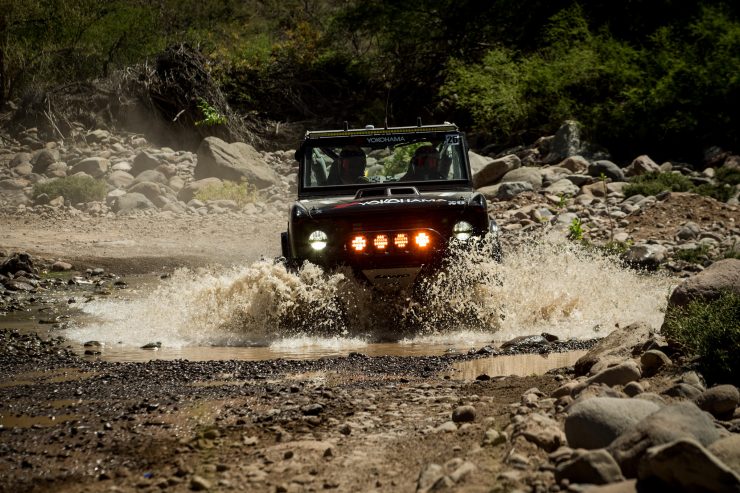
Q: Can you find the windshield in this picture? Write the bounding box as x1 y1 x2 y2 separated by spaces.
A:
301 133 469 190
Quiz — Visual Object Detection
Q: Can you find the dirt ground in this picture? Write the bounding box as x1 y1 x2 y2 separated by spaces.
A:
1 190 735 493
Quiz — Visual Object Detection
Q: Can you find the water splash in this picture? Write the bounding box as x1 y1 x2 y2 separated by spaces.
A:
66 232 675 351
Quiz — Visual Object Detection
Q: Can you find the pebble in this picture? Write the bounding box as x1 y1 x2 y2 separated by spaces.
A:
451 405 476 423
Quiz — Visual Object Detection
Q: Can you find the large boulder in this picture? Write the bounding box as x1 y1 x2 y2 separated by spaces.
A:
107 170 134 189
608 402 728 478
558 155 590 174
31 149 60 173
501 167 543 191
666 259 740 309
574 322 655 376
544 178 580 197
565 397 661 450
472 154 521 188
543 120 582 163
194 137 280 188
479 181 533 201
624 155 660 177
638 438 740 492
468 151 494 176
555 449 625 485
708 434 740 476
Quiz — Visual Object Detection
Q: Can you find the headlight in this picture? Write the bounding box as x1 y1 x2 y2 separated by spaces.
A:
453 221 473 241
308 230 328 250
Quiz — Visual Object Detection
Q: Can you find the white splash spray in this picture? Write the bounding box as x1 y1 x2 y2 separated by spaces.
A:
65 232 675 352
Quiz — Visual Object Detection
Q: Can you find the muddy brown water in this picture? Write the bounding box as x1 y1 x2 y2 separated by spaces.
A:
2 238 673 375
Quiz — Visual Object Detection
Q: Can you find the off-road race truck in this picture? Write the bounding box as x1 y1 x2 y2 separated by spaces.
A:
281 122 501 291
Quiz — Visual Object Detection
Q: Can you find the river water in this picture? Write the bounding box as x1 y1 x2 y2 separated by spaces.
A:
55 233 674 364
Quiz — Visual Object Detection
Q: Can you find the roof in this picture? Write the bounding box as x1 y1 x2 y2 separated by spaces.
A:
304 123 459 140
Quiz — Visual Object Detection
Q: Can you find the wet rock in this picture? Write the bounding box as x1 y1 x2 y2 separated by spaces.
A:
622 244 666 270
565 397 660 450
556 448 625 485
141 342 162 350
608 401 728 478
575 322 654 376
0 253 36 276
638 438 740 492
695 385 740 419
452 405 476 423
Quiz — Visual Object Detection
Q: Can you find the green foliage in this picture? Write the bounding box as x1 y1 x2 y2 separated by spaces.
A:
624 172 694 198
194 180 260 207
662 291 740 385
674 244 711 263
383 142 428 177
32 175 107 204
195 98 227 126
568 217 584 241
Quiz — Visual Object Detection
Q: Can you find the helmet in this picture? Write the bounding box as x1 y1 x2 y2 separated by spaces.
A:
412 145 440 174
339 146 366 182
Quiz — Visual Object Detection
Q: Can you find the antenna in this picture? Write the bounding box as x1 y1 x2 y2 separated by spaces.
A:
343 121 349 131
384 87 390 129
416 117 422 127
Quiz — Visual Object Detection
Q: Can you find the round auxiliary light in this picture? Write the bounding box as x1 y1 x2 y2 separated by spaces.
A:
453 221 474 241
308 230 328 251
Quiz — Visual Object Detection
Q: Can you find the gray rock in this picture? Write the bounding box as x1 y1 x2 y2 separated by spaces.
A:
623 382 644 397
587 360 642 387
495 181 534 200
112 192 155 214
0 178 30 190
131 151 161 175
452 405 476 423
111 161 132 172
556 448 625 485
501 167 543 191
195 137 280 188
677 221 702 241
51 261 73 272
581 480 637 492
696 385 740 419
190 475 211 491
624 155 660 177
86 129 110 143
640 350 672 377
708 434 740 476
468 150 494 176
638 438 740 492
544 178 580 196
608 401 728 477
666 259 740 309
31 149 59 172
128 181 168 206
514 412 565 452
589 160 624 182
107 170 134 189
132 169 167 185
44 162 67 178
565 397 661 450
558 155 590 174
621 244 666 270
71 157 109 178
663 383 703 400
472 154 521 188
10 152 31 167
417 463 446 493
544 120 582 163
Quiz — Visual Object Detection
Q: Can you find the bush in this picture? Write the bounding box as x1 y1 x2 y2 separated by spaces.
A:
32 175 107 204
674 244 711 263
623 172 694 198
662 291 740 385
194 180 259 207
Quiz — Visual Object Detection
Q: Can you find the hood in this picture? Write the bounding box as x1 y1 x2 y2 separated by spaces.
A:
296 190 481 220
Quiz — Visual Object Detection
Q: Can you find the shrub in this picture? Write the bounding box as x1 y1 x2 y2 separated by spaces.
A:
623 172 694 198
32 175 107 204
194 180 259 207
662 291 740 385
674 244 711 263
